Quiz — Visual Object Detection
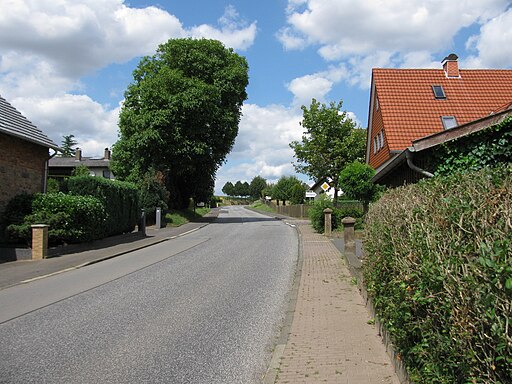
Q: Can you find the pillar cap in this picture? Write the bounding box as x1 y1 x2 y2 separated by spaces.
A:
342 217 356 224
31 224 49 228
323 208 333 213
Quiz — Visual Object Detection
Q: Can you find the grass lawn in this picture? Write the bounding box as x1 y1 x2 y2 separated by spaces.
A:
250 200 276 213
165 207 211 227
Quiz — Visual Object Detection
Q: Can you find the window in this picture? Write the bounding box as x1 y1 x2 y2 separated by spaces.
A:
373 137 378 154
373 131 386 154
375 96 379 111
441 116 458 130
432 85 446 99
103 170 111 178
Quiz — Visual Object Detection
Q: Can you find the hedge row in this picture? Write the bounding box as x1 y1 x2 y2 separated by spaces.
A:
308 195 363 233
67 176 139 236
363 167 512 383
6 193 105 245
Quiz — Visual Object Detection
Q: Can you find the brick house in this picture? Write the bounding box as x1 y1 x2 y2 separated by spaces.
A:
0 94 59 220
48 148 114 180
366 54 512 186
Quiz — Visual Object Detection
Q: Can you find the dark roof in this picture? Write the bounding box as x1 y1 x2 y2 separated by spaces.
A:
0 94 59 150
49 157 110 168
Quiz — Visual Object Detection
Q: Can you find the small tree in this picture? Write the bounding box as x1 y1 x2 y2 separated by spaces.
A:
60 134 78 157
222 181 235 197
249 176 267 199
72 165 91 177
272 176 302 205
289 183 306 205
290 99 366 203
339 161 382 213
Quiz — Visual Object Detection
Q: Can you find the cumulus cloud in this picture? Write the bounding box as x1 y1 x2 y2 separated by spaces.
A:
279 0 511 89
464 8 512 68
0 1 257 157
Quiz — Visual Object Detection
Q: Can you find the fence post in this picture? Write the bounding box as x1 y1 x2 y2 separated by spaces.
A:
342 217 356 256
31 224 49 260
323 208 333 236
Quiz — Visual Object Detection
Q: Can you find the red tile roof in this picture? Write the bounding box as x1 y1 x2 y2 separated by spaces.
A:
372 68 512 151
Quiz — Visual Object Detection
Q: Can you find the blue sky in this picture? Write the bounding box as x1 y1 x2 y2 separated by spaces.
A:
1 0 511 194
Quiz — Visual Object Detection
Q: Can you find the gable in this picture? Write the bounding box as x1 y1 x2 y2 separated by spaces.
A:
371 68 512 152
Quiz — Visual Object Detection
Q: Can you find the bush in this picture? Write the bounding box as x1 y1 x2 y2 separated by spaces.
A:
6 193 106 245
363 167 512 383
67 176 139 236
2 193 35 226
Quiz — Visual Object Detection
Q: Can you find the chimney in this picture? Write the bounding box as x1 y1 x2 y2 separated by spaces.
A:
104 148 111 160
75 148 82 161
442 53 460 78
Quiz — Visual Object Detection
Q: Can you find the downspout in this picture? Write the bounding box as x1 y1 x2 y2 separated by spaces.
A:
44 149 59 193
405 149 434 178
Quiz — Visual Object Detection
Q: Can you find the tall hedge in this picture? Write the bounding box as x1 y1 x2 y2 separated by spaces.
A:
363 167 512 383
67 176 139 236
6 193 105 245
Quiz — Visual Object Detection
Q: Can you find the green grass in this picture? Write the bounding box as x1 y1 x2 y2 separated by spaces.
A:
250 200 276 213
164 207 211 227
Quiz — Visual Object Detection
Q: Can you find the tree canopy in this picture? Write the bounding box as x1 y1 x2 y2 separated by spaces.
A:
111 38 249 208
290 99 366 202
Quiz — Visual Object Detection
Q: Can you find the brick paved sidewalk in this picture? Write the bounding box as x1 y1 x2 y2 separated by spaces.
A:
274 222 400 384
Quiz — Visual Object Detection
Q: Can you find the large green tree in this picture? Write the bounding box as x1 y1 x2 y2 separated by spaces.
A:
111 38 249 208
271 175 302 205
60 134 78 157
290 99 366 202
249 176 267 199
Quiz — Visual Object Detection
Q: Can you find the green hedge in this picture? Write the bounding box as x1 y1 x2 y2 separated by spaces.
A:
309 195 363 233
6 193 105 245
363 167 512 383
67 176 139 236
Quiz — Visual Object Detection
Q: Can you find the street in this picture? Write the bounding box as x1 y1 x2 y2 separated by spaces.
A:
0 206 298 383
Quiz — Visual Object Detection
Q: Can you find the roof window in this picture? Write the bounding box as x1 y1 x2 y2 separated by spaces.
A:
441 116 457 130
432 85 446 99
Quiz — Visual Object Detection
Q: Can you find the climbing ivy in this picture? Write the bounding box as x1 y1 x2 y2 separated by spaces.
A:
434 116 512 175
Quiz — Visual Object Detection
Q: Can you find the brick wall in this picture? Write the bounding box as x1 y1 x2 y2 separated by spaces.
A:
0 133 49 219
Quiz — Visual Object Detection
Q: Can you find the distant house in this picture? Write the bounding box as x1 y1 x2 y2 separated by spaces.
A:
366 54 512 186
48 148 114 180
0 94 59 220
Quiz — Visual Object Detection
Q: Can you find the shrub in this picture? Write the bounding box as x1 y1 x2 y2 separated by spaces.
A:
2 193 35 226
309 195 340 233
6 193 106 245
67 176 139 236
363 167 512 383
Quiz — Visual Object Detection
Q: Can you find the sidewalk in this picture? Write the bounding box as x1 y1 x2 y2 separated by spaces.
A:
268 221 400 384
0 209 219 290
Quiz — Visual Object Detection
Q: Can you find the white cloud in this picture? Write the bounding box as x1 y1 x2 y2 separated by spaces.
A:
288 74 333 105
11 94 119 157
0 1 257 157
464 8 512 68
279 0 511 89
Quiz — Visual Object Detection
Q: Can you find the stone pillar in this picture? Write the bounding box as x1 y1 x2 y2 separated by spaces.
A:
342 217 356 256
31 224 49 260
156 207 161 229
139 209 146 236
323 208 333 236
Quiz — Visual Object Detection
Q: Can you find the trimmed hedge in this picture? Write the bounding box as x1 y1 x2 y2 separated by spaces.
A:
67 176 139 236
309 195 363 233
6 193 105 245
363 167 512 383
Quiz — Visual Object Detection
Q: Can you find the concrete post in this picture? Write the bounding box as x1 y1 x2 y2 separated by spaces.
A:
342 217 356 256
323 208 333 236
139 209 146 236
31 224 49 260
156 207 161 229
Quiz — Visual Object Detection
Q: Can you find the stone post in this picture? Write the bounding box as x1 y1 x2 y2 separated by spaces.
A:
139 209 146 236
155 207 161 229
31 224 49 260
342 217 356 256
323 208 333 236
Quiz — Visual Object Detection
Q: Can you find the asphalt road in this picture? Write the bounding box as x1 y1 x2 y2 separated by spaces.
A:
0 206 298 383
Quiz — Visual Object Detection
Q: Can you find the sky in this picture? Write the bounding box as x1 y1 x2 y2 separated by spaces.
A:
1 0 511 194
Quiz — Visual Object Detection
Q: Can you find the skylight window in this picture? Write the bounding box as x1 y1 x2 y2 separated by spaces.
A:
441 116 457 130
432 85 446 99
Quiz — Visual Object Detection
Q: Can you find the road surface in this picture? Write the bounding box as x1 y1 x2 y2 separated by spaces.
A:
0 206 298 383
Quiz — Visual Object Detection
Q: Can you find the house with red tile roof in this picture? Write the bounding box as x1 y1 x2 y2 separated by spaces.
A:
366 54 512 186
